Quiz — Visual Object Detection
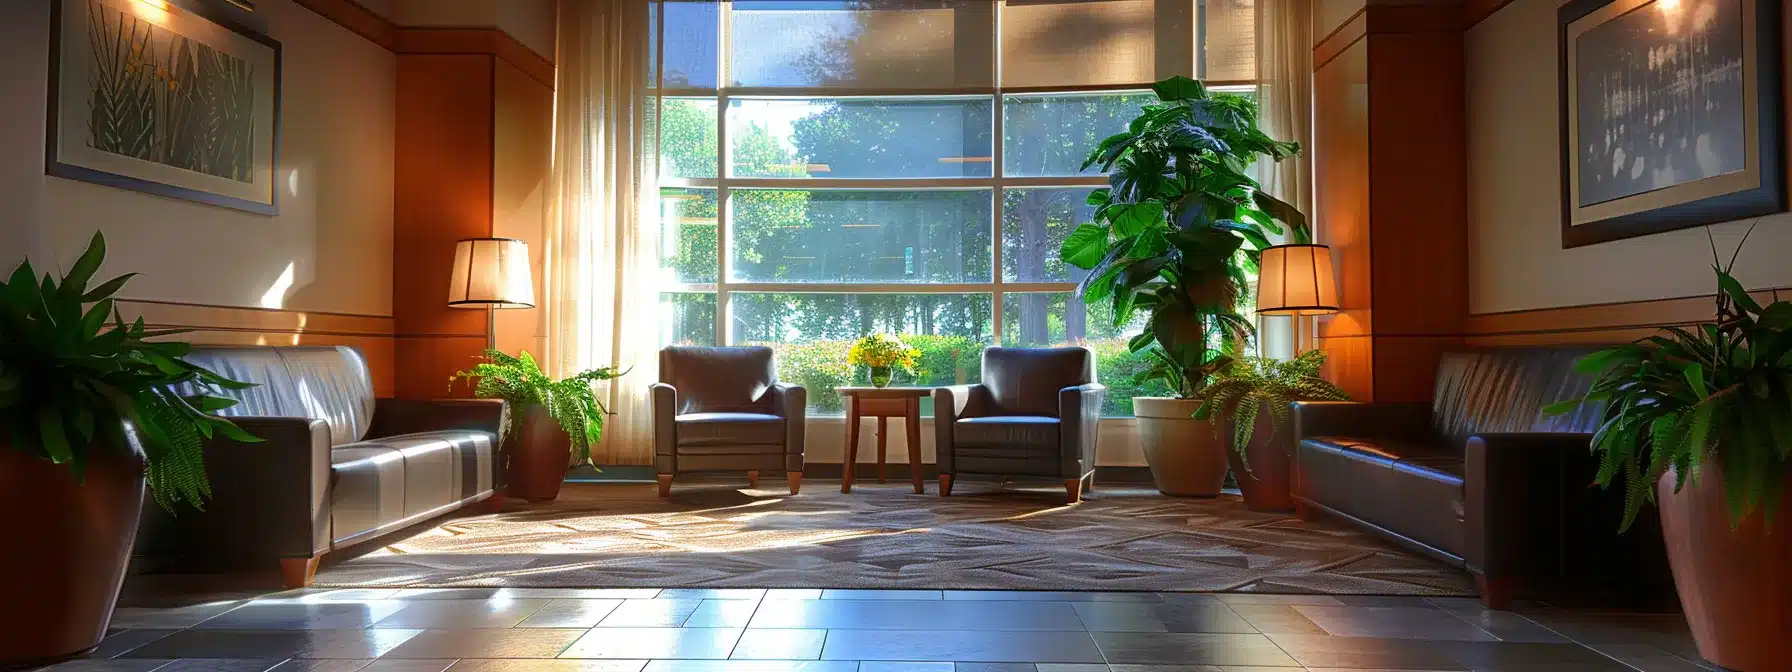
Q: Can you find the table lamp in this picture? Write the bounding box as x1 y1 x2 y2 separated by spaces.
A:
1256 243 1340 316
448 237 535 348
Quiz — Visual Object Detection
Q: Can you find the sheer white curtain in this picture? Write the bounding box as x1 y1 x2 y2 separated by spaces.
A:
547 0 660 465
1254 0 1315 359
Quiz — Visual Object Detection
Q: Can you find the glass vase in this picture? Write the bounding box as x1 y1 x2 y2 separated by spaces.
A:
869 366 893 388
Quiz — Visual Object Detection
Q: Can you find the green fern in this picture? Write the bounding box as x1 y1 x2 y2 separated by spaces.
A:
1193 350 1349 465
450 349 622 468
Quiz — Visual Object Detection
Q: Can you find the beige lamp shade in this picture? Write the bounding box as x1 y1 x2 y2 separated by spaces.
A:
448 238 535 309
1256 244 1339 316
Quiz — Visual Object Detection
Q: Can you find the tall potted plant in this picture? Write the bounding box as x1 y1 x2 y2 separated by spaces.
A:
1060 76 1308 496
0 233 258 665
452 349 621 502
1544 247 1790 669
1194 351 1348 511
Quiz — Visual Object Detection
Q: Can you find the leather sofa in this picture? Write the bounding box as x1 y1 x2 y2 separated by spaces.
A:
135 346 504 587
934 347 1106 502
651 346 807 496
1292 347 1669 609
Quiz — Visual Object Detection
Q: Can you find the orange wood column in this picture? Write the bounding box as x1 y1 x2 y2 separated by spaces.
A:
1311 4 1468 403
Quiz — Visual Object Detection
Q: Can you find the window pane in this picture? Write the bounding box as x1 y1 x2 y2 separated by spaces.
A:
1003 92 1156 177
733 292 991 414
1003 187 1096 283
1202 0 1255 82
658 0 719 89
728 1 993 89
657 188 718 284
728 97 993 179
657 98 718 178
660 292 717 346
1002 0 1178 88
1001 292 1165 416
730 189 992 283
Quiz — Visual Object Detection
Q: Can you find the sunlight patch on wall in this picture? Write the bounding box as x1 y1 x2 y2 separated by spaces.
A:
260 261 295 309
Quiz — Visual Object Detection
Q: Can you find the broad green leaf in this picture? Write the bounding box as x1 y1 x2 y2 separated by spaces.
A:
1059 224 1112 270
1152 75 1207 102
1112 202 1166 238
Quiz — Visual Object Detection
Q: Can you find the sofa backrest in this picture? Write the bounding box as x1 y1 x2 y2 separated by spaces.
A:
982 346 1095 418
659 346 776 414
1431 347 1606 446
179 346 376 446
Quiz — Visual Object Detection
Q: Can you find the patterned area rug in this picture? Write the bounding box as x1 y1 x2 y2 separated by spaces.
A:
314 481 1475 595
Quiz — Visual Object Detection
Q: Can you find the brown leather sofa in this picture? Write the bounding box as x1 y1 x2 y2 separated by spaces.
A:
135 346 504 587
1292 347 1669 609
651 346 807 496
934 347 1106 502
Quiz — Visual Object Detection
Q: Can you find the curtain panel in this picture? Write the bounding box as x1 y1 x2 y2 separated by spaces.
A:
1254 0 1315 358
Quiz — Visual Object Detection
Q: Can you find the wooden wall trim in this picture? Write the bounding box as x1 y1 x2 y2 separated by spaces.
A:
1463 0 1522 30
1314 10 1367 70
291 0 397 49
291 0 555 89
1465 287 1790 346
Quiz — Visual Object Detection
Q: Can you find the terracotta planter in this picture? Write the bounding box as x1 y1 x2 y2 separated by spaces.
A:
1225 405 1296 512
1134 397 1228 496
1657 465 1792 671
506 404 574 502
0 442 145 666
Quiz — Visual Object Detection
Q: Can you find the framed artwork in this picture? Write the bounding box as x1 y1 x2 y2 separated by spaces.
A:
1558 0 1784 248
47 0 281 215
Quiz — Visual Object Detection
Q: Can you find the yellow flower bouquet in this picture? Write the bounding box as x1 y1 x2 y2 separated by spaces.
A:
847 334 919 388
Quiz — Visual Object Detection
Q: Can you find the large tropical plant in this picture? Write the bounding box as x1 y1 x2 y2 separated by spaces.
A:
451 350 622 467
1059 76 1310 398
1193 350 1349 460
0 232 260 510
1545 235 1792 531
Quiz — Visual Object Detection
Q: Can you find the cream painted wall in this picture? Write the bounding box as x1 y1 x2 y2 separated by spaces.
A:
390 0 557 63
1314 0 1365 40
1465 0 1792 314
0 0 396 317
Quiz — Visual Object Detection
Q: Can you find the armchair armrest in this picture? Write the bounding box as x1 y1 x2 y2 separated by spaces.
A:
768 383 807 470
651 383 677 473
1058 383 1106 478
1292 401 1433 442
138 417 332 566
368 398 505 439
932 384 991 474
1463 432 1594 584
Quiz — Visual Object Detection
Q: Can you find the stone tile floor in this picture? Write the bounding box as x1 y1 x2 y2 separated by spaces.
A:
33 588 1721 672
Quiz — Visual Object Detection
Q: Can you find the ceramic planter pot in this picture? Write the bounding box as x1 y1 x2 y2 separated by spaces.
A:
1134 397 1228 496
1224 404 1296 512
0 440 145 666
506 404 574 502
1656 464 1792 671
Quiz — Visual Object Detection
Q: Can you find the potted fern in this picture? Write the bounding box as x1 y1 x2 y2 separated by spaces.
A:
0 233 258 665
1194 351 1347 511
452 350 621 502
1059 75 1308 497
1543 238 1789 669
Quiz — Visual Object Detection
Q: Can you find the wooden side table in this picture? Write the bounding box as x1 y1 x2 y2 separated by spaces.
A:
836 386 932 494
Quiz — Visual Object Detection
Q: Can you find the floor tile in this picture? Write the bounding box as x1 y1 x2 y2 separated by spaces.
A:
639 662 855 672
373 600 551 629
264 661 372 672
1088 633 1298 667
1434 642 1632 671
110 603 246 629
152 660 284 672
41 660 176 672
655 590 765 601
728 630 826 660
85 630 181 658
749 600 1083 632
685 600 763 628
196 603 409 630
1292 606 1498 641
121 630 424 660
1331 596 1438 607
381 630 586 659
946 593 1159 603
1264 633 1469 670
1583 643 1719 672
259 591 402 604
559 628 743 660
490 590 661 600
596 600 704 628
953 664 1036 672
1222 606 1325 635
1071 603 1256 634
818 630 1104 663
1143 595 1225 606
358 661 459 672
819 590 942 601
449 661 649 672
761 590 823 601
1213 594 1344 607
1108 666 1299 672
1034 665 1112 672
390 590 507 601
517 600 625 628
854 663 954 672
1435 609 1569 644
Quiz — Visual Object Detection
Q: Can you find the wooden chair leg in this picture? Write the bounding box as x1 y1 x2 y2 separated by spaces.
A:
747 470 760 488
657 474 673 498
1064 478 1084 503
788 472 803 494
938 474 953 497
1477 575 1515 611
280 555 320 588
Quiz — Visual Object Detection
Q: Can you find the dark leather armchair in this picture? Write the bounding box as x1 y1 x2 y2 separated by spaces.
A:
651 346 806 496
934 347 1105 502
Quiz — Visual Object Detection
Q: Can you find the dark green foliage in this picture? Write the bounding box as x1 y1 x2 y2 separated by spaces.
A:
451 351 622 467
0 233 260 511
1059 76 1308 398
1546 234 1792 531
1193 350 1349 464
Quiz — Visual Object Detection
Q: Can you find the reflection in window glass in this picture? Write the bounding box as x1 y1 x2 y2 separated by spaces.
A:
734 292 991 414
1001 293 1166 416
728 0 993 89
1001 0 1162 88
729 190 992 284
656 98 718 178
657 188 718 284
728 97 993 179
656 0 720 89
660 293 717 346
1003 92 1157 177
1003 187 1096 283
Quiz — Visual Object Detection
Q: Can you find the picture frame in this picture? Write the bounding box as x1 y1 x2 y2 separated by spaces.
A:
1558 0 1784 248
47 0 282 215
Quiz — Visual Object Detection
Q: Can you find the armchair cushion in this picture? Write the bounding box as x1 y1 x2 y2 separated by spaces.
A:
660 346 777 414
1299 436 1466 559
955 416 1060 450
982 347 1095 417
329 445 407 545
675 412 787 446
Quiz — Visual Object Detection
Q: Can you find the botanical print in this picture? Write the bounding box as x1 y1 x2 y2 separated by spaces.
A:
1575 0 1745 207
85 0 255 183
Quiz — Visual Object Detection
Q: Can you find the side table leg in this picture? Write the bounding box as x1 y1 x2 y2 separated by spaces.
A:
842 395 860 493
876 416 888 483
906 398 923 494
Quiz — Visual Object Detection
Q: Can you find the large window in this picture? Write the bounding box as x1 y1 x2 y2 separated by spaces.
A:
651 0 1255 416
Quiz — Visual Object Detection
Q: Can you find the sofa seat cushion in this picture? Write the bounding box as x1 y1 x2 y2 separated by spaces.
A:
956 416 1060 450
676 412 785 446
380 430 497 507
330 446 406 544
1299 436 1466 559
